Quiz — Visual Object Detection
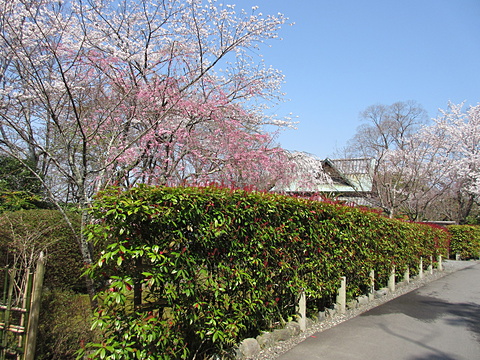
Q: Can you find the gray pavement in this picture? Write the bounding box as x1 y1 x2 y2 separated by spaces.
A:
277 262 480 360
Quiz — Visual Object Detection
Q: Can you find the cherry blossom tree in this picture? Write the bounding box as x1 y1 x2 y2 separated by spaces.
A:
345 101 428 170
0 0 292 300
342 101 431 217
420 102 480 223
271 151 332 194
375 132 454 220
372 102 480 222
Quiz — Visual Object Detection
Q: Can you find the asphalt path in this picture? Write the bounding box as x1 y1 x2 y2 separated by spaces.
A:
277 262 480 360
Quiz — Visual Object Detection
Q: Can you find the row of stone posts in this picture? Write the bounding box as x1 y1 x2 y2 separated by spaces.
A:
237 255 444 359
296 255 443 330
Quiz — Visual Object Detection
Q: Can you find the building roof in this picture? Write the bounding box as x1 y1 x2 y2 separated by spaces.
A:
279 156 376 195
321 158 376 194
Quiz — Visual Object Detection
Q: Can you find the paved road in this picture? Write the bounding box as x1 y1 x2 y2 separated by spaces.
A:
278 262 480 360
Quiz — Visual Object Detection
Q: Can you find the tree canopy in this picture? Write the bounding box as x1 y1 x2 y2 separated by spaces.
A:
0 0 297 300
0 0 294 209
344 101 480 223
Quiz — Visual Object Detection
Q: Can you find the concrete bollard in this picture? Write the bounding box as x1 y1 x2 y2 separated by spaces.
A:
419 257 424 279
369 269 375 293
437 255 443 271
336 276 346 315
404 267 410 284
297 290 306 332
388 266 395 293
368 270 375 301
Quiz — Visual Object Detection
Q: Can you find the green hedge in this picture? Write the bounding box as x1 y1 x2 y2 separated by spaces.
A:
81 185 449 360
0 209 95 360
37 290 96 360
0 209 85 292
448 225 480 259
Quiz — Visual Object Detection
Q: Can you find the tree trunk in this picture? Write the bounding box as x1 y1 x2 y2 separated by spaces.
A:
457 191 475 224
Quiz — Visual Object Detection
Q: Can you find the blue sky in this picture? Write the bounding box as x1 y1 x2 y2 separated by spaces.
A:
236 0 480 158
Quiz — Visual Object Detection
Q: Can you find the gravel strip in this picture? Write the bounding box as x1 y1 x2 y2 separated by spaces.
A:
253 260 478 360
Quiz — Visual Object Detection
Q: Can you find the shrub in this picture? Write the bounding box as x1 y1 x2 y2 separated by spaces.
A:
0 210 95 360
0 190 48 213
0 209 85 292
448 225 480 259
81 185 449 359
0 155 52 213
37 290 97 360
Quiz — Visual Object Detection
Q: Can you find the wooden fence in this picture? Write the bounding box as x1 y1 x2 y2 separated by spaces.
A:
0 252 44 360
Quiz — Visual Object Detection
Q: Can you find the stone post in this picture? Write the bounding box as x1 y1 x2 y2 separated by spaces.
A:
297 290 306 332
404 267 410 284
437 255 443 271
419 257 424 279
369 270 375 300
428 256 433 274
336 277 346 314
388 266 395 293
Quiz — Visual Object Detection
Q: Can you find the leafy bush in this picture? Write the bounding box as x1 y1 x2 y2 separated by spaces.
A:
0 190 48 213
0 155 52 213
0 209 85 292
37 290 97 360
448 225 480 259
0 155 42 194
0 209 97 360
81 185 449 360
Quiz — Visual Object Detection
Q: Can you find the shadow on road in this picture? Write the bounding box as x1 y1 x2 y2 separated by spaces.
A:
363 294 480 338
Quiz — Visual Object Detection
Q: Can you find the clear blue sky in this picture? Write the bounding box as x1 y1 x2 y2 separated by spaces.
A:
236 0 480 158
